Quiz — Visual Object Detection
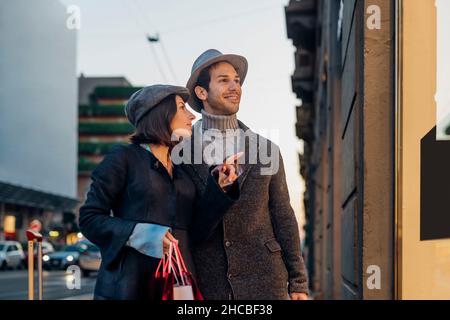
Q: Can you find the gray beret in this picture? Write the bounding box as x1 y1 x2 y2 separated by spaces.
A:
124 84 190 127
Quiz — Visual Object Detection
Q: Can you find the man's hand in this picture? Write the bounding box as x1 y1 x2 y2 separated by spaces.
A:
212 152 244 190
290 292 309 300
217 162 238 190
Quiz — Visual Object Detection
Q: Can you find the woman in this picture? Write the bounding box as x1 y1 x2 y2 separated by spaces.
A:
79 85 238 300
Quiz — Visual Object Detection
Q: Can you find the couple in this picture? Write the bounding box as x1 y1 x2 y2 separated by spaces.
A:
79 49 309 300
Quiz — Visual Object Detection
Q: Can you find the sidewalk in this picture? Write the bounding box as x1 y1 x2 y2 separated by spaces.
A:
60 293 93 300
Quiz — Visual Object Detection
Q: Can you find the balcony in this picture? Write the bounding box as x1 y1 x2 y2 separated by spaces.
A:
78 122 134 135
78 142 125 155
90 86 143 100
295 104 314 142
299 152 307 178
78 157 99 173
294 49 314 80
291 48 315 102
292 73 314 103
79 104 126 117
285 0 317 50
298 137 313 180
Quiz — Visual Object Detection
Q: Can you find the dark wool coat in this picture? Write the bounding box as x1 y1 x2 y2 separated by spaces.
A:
78 143 237 300
182 121 309 300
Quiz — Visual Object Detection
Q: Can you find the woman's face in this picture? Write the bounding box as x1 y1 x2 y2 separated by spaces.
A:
170 95 195 139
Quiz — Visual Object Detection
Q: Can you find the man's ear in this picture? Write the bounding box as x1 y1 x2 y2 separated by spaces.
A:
194 86 207 101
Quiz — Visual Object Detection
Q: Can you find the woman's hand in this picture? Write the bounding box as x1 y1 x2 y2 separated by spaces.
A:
162 231 178 255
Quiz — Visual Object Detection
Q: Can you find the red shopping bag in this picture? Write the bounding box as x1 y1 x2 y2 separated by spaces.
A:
153 241 203 300
171 242 203 300
151 250 174 300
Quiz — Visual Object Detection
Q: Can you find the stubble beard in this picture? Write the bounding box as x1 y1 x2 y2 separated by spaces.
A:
207 95 239 116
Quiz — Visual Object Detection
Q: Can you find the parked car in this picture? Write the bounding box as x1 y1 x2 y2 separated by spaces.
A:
43 245 80 270
77 240 101 277
41 241 55 255
0 241 25 270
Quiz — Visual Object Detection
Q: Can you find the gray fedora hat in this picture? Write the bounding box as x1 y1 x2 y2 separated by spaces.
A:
125 84 190 127
186 49 248 112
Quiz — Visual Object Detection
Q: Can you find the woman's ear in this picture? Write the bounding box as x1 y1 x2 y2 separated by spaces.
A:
194 86 207 101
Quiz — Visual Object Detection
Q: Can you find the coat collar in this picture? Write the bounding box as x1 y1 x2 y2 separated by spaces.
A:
132 143 180 179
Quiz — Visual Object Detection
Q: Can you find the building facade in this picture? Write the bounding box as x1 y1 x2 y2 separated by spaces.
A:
0 0 78 243
286 0 450 299
77 77 141 224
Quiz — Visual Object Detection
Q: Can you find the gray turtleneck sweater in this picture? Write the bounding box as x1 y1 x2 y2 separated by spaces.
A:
201 109 239 131
201 109 244 171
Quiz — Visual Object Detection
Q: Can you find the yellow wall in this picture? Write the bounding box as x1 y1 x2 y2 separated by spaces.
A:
401 0 450 299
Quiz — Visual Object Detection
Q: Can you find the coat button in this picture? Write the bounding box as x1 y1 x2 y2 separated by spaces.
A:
225 241 232 247
227 273 233 280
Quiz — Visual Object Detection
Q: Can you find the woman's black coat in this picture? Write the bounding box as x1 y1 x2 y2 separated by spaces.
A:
78 144 236 299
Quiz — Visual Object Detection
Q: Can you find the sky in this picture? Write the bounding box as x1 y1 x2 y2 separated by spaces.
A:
60 0 306 234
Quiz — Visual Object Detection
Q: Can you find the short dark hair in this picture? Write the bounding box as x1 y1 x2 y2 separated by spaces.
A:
196 66 212 92
194 65 212 109
129 94 177 147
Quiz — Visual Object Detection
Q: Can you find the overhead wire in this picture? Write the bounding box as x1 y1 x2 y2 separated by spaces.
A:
132 0 180 85
121 0 169 83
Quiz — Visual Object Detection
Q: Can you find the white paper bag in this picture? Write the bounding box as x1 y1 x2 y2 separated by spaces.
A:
173 284 194 300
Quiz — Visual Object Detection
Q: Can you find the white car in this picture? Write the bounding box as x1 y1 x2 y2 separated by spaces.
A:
0 241 25 270
41 241 55 255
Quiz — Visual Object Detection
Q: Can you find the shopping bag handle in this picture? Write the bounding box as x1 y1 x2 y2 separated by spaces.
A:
168 242 186 285
172 242 186 286
174 242 188 273
156 254 168 274
156 243 175 275
155 241 191 286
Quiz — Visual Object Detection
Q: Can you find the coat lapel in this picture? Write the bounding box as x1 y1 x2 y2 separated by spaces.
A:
190 121 210 186
236 120 257 188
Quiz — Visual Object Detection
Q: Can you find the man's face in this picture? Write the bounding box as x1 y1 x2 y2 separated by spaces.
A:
198 62 242 115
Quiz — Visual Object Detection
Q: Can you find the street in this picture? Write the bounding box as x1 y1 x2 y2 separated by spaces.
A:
0 270 95 300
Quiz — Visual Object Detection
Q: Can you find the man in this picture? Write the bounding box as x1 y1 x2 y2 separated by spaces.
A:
182 49 309 300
